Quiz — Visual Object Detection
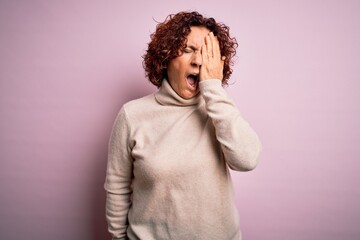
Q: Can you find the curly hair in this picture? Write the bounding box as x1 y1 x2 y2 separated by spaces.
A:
143 11 238 87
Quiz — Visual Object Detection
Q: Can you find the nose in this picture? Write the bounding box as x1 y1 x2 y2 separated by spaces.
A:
191 51 202 67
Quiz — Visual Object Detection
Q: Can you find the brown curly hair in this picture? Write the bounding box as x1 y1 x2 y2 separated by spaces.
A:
143 11 238 87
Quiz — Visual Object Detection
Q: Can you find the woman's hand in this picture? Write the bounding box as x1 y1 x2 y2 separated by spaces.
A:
200 32 225 81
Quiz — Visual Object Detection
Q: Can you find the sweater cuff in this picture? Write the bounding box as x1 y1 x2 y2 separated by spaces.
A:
199 79 222 92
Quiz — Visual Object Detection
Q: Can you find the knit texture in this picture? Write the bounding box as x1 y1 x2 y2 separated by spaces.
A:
105 79 261 240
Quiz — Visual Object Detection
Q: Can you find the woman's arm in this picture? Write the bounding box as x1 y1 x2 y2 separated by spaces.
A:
199 32 261 171
104 107 133 239
199 79 262 171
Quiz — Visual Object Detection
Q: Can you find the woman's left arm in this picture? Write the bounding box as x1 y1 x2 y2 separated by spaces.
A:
200 32 261 171
199 79 262 171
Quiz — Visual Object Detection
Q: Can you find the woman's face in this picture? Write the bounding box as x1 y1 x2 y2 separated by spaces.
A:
167 26 210 99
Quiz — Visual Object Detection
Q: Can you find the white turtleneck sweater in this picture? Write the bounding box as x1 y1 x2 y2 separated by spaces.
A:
105 79 261 240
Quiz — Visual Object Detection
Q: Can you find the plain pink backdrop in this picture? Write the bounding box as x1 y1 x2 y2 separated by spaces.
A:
1 0 359 239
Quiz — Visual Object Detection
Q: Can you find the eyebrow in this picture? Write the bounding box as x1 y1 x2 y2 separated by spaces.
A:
186 44 200 51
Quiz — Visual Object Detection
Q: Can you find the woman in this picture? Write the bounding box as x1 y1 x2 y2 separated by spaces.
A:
105 11 261 240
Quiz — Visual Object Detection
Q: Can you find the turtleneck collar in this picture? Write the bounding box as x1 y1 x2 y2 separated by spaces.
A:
154 79 203 106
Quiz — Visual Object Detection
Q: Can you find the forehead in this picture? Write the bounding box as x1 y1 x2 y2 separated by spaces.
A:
186 26 210 48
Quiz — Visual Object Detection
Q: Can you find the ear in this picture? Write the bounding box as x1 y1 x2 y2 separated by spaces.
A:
161 59 168 69
160 49 170 69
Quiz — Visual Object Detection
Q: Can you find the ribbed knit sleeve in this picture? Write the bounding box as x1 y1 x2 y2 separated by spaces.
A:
104 107 133 240
199 79 262 171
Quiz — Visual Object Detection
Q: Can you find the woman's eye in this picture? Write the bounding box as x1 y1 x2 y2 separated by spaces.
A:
184 48 193 53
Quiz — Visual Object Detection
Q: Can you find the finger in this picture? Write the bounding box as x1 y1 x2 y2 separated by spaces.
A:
201 44 208 63
210 32 221 60
205 34 213 58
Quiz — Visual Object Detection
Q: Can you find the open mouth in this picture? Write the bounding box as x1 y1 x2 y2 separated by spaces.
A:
186 74 199 90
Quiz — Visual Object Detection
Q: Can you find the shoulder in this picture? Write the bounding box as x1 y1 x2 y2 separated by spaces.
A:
123 93 156 113
116 92 159 124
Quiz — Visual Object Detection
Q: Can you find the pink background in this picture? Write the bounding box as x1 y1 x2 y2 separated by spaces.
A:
1 0 359 239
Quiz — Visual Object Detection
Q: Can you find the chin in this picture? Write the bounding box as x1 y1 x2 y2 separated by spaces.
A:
182 91 198 99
